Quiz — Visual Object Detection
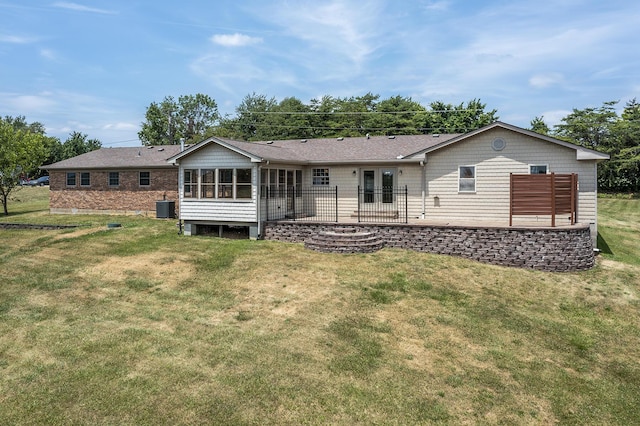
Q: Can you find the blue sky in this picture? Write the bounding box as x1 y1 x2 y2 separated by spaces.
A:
1 1 638 147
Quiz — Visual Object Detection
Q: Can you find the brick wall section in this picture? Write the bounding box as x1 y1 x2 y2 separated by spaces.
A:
263 222 595 272
49 169 178 215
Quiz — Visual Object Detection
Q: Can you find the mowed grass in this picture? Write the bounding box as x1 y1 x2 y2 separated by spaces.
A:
0 187 638 425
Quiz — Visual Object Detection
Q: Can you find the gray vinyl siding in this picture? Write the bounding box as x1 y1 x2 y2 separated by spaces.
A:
178 144 258 222
423 128 598 226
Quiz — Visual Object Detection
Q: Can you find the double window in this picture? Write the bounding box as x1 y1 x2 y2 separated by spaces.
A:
184 168 252 200
458 166 476 192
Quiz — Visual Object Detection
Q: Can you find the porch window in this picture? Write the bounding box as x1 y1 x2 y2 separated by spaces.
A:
218 169 233 199
458 166 475 192
184 169 197 198
201 169 215 198
193 168 252 200
66 172 76 186
269 169 278 197
529 165 548 174
236 169 252 199
109 172 119 187
312 168 330 186
80 172 90 187
139 171 150 186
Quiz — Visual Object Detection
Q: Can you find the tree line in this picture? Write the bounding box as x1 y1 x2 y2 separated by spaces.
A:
138 93 499 144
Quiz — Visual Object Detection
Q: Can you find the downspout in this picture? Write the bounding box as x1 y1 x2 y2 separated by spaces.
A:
257 163 262 239
420 155 427 219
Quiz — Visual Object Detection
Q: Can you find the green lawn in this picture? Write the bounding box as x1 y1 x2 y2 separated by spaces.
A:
0 187 638 425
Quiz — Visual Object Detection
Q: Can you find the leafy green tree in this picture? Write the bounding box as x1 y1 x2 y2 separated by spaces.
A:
229 93 278 141
62 131 101 159
553 101 619 150
529 116 550 135
0 117 48 215
427 99 498 133
139 94 219 145
268 97 312 140
599 99 640 192
551 100 640 193
364 95 426 135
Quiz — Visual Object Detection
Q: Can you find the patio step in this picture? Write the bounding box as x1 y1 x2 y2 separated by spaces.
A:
305 227 384 254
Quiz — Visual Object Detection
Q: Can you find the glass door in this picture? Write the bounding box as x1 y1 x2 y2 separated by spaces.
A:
381 169 394 203
363 170 375 203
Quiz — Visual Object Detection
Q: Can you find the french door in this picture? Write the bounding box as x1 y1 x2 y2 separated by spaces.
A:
362 168 395 204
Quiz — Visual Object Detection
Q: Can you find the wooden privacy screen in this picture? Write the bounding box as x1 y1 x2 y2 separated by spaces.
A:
510 173 578 226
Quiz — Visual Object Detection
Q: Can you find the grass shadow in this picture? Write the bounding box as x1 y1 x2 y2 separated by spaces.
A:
596 232 613 255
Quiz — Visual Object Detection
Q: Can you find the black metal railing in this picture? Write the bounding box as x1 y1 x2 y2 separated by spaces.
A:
263 185 408 223
264 186 338 222
357 186 408 223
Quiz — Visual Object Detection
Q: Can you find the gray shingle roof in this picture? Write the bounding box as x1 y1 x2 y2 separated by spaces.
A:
44 145 183 170
176 133 461 164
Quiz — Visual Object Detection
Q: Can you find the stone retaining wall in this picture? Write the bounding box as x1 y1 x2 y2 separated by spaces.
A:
263 222 595 272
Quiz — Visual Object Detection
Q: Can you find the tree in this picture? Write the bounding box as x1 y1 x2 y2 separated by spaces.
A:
0 117 48 215
62 131 102 159
427 99 498 133
139 94 220 145
551 100 640 193
229 93 278 141
529 116 550 135
553 101 619 150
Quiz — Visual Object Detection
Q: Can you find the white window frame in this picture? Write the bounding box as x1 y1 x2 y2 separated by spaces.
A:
183 169 197 198
458 165 476 193
189 168 252 201
312 168 330 186
529 164 549 174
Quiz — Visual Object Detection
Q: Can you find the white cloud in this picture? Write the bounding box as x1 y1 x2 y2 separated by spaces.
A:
261 0 386 68
102 122 138 131
0 92 56 112
0 34 34 44
211 33 262 47
540 110 571 127
423 1 451 12
529 73 564 89
52 2 116 15
40 49 57 60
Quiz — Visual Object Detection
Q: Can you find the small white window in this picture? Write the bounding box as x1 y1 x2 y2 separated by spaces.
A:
458 166 476 192
529 165 548 174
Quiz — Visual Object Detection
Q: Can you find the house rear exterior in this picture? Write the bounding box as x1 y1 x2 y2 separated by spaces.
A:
168 122 608 241
44 145 181 215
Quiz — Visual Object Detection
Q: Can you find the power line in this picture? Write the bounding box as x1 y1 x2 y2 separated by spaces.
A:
236 108 488 115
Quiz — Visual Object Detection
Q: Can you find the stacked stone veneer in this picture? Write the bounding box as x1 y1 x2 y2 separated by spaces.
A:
264 222 595 272
48 170 178 215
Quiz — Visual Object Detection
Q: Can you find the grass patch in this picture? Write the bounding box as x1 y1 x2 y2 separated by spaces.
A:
0 192 638 424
